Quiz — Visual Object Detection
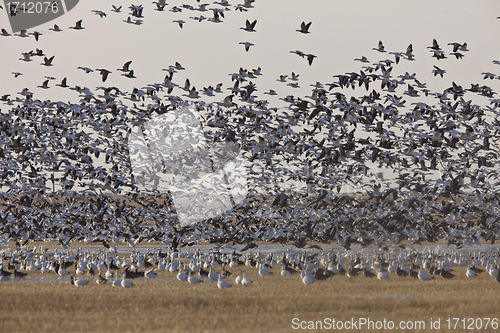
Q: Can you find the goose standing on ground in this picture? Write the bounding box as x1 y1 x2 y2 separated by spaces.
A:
489 265 498 277
75 262 85 275
144 267 157 278
241 270 252 285
188 269 202 284
177 265 188 281
281 263 292 276
466 265 477 278
121 272 134 288
217 272 231 288
377 268 390 280
301 267 315 284
96 273 107 285
112 273 121 287
418 268 433 281
208 266 219 281
71 275 89 286
55 262 69 276
258 263 272 276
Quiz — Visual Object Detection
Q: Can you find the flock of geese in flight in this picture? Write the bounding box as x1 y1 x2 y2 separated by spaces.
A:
1 0 500 286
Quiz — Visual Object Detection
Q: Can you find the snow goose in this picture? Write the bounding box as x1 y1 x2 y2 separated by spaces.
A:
258 263 272 276
354 56 369 63
208 266 219 281
169 259 179 273
418 268 433 281
306 54 317 66
71 275 88 287
281 264 292 276
387 261 398 274
235 273 243 284
188 270 202 284
466 265 477 278
55 262 69 276
301 268 315 284
15 29 29 37
173 20 186 28
75 262 85 275
240 19 257 32
49 24 62 32
56 78 69 88
217 273 231 288
41 56 55 66
40 264 50 274
296 21 312 34
122 70 136 79
241 270 252 285
37 79 50 89
29 31 42 41
19 52 33 62
144 268 157 278
489 265 498 278
372 41 386 52
117 61 132 72
121 272 134 288
96 273 107 285
112 274 121 287
228 256 239 268
105 266 114 279
377 268 390 280
69 20 84 30
177 265 188 281
239 42 254 52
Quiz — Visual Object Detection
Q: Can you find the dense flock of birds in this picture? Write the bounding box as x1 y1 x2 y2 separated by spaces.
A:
1 1 500 259
2 245 500 286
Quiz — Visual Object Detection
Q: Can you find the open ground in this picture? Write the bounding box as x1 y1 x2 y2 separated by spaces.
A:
0 257 499 333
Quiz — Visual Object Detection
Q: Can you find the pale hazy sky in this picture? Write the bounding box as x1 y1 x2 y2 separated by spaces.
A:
1 0 499 108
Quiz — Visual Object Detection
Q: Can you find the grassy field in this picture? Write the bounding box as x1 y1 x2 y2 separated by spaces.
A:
0 264 499 333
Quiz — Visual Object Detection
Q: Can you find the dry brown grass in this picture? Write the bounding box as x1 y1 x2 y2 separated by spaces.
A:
0 265 499 333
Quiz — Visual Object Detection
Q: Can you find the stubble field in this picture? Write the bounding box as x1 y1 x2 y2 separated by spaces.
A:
0 263 499 333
